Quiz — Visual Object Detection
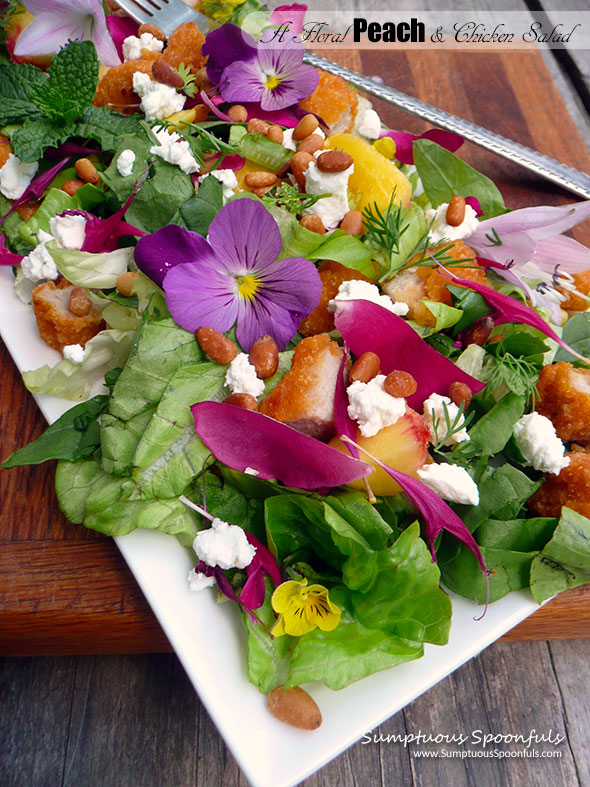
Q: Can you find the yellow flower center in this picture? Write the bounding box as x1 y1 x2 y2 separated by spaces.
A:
236 275 259 300
265 74 281 91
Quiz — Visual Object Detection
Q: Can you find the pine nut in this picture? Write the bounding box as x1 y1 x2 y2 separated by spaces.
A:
152 59 184 88
68 287 92 317
196 326 238 365
461 316 494 348
60 179 85 196
290 150 314 188
74 158 100 185
339 210 365 235
446 195 466 227
223 393 258 411
316 150 353 173
193 104 210 123
292 114 318 141
384 370 417 398
249 335 279 378
116 271 140 297
227 104 248 123
299 214 325 234
266 686 322 730
247 118 270 135
267 125 284 144
349 352 380 383
449 381 472 408
297 133 324 155
245 171 278 188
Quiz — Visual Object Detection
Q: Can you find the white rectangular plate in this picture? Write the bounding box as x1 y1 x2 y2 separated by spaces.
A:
0 267 540 787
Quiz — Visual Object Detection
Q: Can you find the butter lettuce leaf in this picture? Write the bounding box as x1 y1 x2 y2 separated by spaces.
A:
51 243 133 288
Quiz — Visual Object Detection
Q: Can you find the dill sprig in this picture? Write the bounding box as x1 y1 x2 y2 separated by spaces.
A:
481 351 540 406
261 182 328 215
429 400 473 452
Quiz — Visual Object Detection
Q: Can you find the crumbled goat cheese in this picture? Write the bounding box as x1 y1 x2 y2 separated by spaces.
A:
149 125 198 174
357 108 382 139
425 202 479 244
330 279 409 316
303 153 352 228
187 569 216 592
347 374 406 437
244 467 259 476
132 72 185 121
0 153 38 200
225 353 265 398
417 462 480 505
192 517 256 570
513 412 570 475
62 343 86 365
404 164 424 198
282 126 325 151
49 214 86 250
122 32 163 62
20 237 58 282
199 168 238 203
423 393 470 445
117 148 136 177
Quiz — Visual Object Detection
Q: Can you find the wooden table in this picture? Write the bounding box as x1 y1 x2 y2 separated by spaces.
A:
1 9 590 787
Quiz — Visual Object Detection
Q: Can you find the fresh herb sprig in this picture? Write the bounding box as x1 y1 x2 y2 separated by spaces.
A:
429 400 473 453
177 63 197 97
261 182 328 215
482 349 540 406
146 120 239 168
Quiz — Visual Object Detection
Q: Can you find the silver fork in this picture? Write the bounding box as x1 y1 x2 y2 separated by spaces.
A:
114 0 590 200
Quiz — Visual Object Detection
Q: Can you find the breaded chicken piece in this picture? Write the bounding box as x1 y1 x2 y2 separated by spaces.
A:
536 361 590 444
529 452 590 518
32 280 104 353
298 71 358 134
299 260 372 337
382 240 485 327
260 333 344 440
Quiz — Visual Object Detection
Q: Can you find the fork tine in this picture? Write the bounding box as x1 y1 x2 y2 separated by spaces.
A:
113 0 209 36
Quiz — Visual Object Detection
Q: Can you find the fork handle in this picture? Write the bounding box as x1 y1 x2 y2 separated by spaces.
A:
303 52 590 201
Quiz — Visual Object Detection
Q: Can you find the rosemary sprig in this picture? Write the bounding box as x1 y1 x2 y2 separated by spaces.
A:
430 400 473 452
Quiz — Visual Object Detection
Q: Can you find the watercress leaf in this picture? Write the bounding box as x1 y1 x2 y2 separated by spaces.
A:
347 522 452 645
457 391 525 459
285 587 423 690
100 135 154 203
132 363 227 499
2 395 108 467
29 41 99 123
554 313 590 364
447 285 492 334
11 118 77 163
413 139 506 218
170 176 223 236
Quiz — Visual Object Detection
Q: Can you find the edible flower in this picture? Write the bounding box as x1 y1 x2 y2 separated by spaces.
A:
269 3 308 34
13 0 120 67
271 578 341 636
202 23 318 111
135 199 322 350
466 200 590 321
380 128 464 165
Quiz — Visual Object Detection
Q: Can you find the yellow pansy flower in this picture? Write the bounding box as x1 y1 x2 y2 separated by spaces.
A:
271 578 342 637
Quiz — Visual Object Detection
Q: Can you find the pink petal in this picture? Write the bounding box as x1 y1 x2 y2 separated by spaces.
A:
13 13 85 55
1 158 70 226
191 402 373 489
0 236 23 266
465 196 483 218
333 300 485 410
468 225 537 266
106 15 138 60
199 89 232 121
438 265 590 363
473 200 590 244
90 14 122 66
533 235 590 275
379 128 464 165
269 4 307 34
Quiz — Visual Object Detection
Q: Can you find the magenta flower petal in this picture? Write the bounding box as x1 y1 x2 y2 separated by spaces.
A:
202 24 258 84
380 128 464 165
438 265 590 363
240 531 282 609
1 158 70 227
191 402 373 489
333 300 485 410
135 224 217 286
269 3 307 33
0 236 23 266
106 15 138 60
465 196 483 217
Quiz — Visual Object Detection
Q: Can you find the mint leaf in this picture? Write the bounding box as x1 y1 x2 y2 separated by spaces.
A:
0 62 47 123
2 395 108 467
77 105 145 152
11 117 77 162
29 40 99 123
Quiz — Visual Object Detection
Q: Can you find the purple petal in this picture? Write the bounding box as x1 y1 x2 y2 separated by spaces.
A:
207 200 283 273
135 224 216 287
202 23 258 85
438 265 590 363
89 13 121 66
333 300 485 410
246 532 282 586
257 256 322 314
163 262 238 335
0 236 23 266
259 64 319 111
218 60 265 104
341 435 489 611
235 292 301 351
533 235 590 275
199 89 230 121
106 15 138 61
269 4 307 34
240 566 267 609
191 402 373 489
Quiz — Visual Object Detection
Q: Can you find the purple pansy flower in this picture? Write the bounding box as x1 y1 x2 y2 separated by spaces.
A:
202 23 318 111
134 199 322 351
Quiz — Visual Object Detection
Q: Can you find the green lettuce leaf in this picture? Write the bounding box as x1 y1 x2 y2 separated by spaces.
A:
530 508 590 603
243 587 293 693
554 313 590 364
456 392 525 460
76 106 145 153
50 243 133 288
19 188 80 246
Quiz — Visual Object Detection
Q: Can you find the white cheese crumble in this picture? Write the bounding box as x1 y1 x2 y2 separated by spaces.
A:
417 462 480 505
49 214 86 250
132 72 185 121
244 467 259 476
199 168 238 203
330 279 409 316
187 569 216 592
422 392 470 445
303 153 352 229
117 148 136 177
192 517 256 570
20 236 58 282
225 353 265 398
513 412 570 475
122 32 163 62
357 108 382 139
0 153 38 200
347 374 406 438
425 202 479 244
149 126 198 174
62 343 86 364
